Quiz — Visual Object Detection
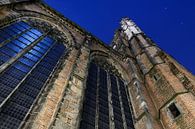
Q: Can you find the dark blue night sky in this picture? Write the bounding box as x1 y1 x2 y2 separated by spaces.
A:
45 0 195 74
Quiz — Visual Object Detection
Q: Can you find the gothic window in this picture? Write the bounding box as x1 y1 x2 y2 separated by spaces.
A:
168 103 181 119
80 62 135 129
0 21 66 129
153 73 161 82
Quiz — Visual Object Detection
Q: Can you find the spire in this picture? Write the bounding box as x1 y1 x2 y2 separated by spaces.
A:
120 17 142 40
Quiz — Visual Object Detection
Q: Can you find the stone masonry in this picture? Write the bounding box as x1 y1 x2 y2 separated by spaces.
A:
0 1 195 129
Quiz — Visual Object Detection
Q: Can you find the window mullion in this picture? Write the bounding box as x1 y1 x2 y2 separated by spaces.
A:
110 74 124 129
106 71 112 129
0 31 48 74
107 74 115 129
95 66 100 129
116 77 128 129
0 37 56 109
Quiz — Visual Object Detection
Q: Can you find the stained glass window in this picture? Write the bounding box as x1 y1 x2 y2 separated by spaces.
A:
0 21 66 129
80 63 135 129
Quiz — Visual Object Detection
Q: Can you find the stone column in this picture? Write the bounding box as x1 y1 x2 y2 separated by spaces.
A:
52 44 90 129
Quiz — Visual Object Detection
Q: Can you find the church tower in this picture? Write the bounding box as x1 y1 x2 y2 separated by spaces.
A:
112 18 195 129
0 1 195 129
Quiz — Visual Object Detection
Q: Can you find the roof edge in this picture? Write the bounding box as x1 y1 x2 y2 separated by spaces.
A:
40 0 110 46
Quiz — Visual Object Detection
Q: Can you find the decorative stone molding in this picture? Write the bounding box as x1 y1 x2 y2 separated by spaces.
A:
52 45 90 129
0 13 74 47
0 0 32 5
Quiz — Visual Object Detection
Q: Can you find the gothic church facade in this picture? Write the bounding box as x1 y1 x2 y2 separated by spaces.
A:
0 1 195 129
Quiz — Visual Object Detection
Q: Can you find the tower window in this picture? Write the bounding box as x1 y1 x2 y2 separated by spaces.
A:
153 73 160 82
153 75 158 81
168 103 181 119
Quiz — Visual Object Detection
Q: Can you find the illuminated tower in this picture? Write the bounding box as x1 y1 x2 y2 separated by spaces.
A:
0 1 195 129
112 18 195 129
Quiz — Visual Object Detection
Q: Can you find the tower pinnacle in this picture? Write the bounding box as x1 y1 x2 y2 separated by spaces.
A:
120 17 142 40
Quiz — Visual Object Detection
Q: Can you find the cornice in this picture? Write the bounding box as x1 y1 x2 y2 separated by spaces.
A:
39 1 111 47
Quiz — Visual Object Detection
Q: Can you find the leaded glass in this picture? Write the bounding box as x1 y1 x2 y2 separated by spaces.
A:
98 68 109 129
0 46 17 57
11 39 27 49
118 79 134 129
80 63 98 129
6 43 22 53
80 63 135 129
0 21 66 129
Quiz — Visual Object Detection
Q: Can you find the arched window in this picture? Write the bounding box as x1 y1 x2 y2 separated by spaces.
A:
0 21 66 129
79 62 135 129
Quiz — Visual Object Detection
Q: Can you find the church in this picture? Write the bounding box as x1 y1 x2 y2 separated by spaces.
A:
0 0 195 129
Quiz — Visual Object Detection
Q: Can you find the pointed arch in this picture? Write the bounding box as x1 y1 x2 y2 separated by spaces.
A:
90 50 131 82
